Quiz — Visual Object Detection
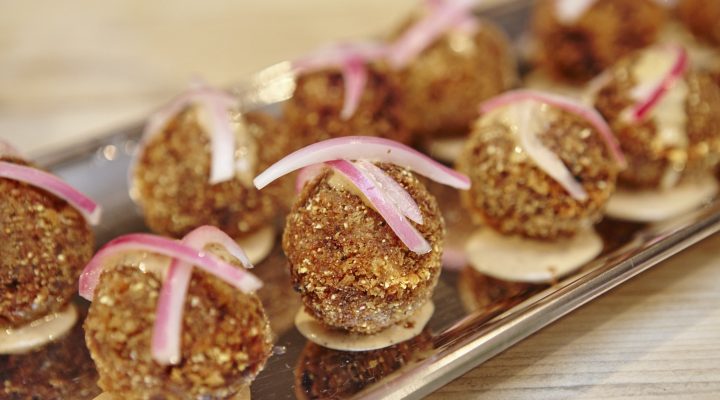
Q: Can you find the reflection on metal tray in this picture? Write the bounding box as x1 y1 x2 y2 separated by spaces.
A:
6 0 719 399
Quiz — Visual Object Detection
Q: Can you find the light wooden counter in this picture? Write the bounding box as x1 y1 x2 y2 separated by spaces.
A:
1 1 718 398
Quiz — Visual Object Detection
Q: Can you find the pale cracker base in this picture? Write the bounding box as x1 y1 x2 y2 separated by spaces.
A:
606 176 718 223
0 304 78 354
295 301 434 352
465 228 602 284
238 224 276 265
425 137 465 164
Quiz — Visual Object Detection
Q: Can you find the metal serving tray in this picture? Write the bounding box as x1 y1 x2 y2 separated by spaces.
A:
6 0 720 399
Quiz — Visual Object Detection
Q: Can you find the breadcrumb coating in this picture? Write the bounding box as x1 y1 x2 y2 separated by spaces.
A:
84 258 272 400
393 18 517 137
458 107 618 239
283 165 444 334
283 65 412 146
593 55 720 189
1 157 93 328
532 0 666 83
133 109 292 239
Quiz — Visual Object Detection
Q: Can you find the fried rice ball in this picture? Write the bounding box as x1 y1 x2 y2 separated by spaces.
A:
283 65 412 146
282 165 444 335
391 17 517 137
532 0 667 83
677 0 720 47
294 330 432 399
84 257 273 400
133 109 292 240
457 103 619 240
591 48 720 189
1 157 94 328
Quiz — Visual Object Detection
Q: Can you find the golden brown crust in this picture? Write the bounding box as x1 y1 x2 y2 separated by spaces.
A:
294 331 432 400
84 263 273 400
0 157 94 328
282 165 444 334
677 0 720 47
394 19 517 137
532 0 666 83
283 65 412 146
133 109 291 239
593 57 720 189
458 108 618 239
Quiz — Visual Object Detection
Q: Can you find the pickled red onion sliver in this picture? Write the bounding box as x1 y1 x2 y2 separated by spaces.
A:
480 90 626 167
629 46 688 122
340 58 369 120
254 136 470 190
354 160 424 225
328 160 431 254
292 41 388 119
152 226 254 365
141 82 240 184
0 140 20 158
0 161 101 225
514 100 588 201
78 233 261 301
388 0 478 68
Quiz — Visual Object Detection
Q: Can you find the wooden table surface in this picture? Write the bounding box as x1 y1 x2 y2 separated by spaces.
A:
2 1 719 399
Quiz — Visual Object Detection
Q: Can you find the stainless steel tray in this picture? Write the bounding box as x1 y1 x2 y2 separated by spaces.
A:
8 1 720 399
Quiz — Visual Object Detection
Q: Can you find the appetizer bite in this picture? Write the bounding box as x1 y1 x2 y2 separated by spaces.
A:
80 226 272 399
283 42 412 146
388 0 517 149
532 0 667 83
458 90 622 283
254 137 470 350
131 80 291 263
589 45 720 221
1 140 100 354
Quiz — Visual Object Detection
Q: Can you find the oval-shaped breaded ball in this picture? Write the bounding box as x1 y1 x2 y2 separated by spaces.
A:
84 261 272 400
283 65 412 147
1 157 93 328
457 105 618 239
393 18 517 137
592 50 720 189
282 165 443 335
532 0 667 83
132 110 292 239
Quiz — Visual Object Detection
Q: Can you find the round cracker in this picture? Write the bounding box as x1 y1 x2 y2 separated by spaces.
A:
295 302 434 352
465 228 602 283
